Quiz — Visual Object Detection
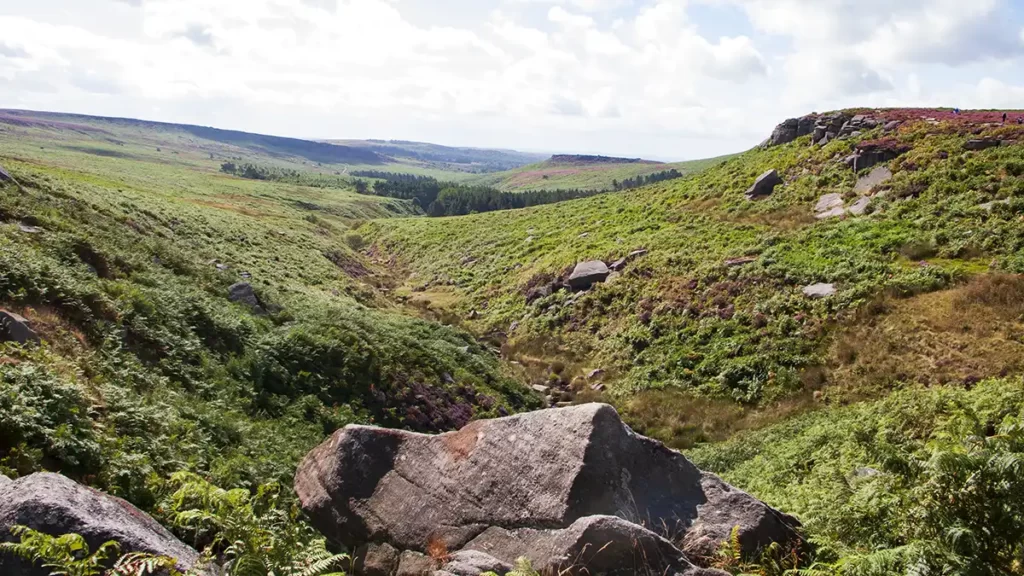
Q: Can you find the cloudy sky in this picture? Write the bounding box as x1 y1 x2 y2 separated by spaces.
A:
2 0 1024 159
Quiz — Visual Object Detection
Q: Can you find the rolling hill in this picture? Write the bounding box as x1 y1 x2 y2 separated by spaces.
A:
4 107 1024 575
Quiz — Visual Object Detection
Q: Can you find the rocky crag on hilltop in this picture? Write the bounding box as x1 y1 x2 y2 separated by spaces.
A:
294 403 801 576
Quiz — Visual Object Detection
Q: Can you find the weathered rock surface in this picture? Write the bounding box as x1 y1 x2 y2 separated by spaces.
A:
227 282 265 314
355 543 401 576
847 196 871 216
437 550 511 576
814 193 844 214
803 283 836 298
745 170 782 200
567 261 610 290
853 166 892 194
296 404 800 575
0 310 40 345
0 473 207 576
396 551 436 576
0 164 17 186
846 141 910 172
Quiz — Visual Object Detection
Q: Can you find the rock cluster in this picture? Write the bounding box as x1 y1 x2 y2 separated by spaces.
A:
527 250 648 302
295 404 802 576
843 141 910 173
228 282 266 314
766 113 891 148
0 473 208 576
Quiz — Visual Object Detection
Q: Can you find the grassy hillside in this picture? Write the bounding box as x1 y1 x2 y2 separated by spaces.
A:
468 154 735 192
367 109 1024 445
0 111 536 508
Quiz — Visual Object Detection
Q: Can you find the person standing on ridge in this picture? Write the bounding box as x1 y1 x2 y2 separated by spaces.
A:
1004 112 1008 124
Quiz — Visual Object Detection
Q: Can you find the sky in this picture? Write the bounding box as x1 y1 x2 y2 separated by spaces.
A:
2 0 1024 160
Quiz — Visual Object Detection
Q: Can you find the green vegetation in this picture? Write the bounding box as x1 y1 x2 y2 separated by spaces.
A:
689 378 1024 576
6 107 1024 575
0 111 535 512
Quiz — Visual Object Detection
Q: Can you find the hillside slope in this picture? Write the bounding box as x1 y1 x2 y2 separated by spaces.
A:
367 108 1024 444
327 139 548 173
0 111 536 505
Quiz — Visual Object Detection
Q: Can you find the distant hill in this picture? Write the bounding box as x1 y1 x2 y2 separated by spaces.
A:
467 154 733 192
327 139 548 173
0 109 385 165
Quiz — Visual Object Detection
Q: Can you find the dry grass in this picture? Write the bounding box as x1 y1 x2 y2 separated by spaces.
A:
619 389 819 450
827 274 1024 399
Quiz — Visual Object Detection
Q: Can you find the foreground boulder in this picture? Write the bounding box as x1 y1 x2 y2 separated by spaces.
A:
295 404 800 575
567 261 610 290
0 473 207 576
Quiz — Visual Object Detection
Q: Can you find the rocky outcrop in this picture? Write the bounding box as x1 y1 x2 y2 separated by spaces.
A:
0 473 208 576
567 261 610 290
745 170 782 200
766 116 816 147
295 404 801 576
227 282 266 314
0 310 40 345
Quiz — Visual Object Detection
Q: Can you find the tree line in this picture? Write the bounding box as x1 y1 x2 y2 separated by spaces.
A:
612 168 683 191
356 175 604 216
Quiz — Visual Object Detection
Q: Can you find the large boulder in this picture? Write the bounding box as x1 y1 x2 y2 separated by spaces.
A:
964 138 1001 151
0 310 40 345
295 404 801 574
567 261 610 291
0 473 208 576
745 170 782 200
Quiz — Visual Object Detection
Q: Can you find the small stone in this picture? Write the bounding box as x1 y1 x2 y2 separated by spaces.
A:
724 256 757 267
815 206 846 220
965 138 1001 151
18 224 43 234
587 368 605 381
509 321 519 332
531 384 551 394
802 283 836 298
590 383 606 392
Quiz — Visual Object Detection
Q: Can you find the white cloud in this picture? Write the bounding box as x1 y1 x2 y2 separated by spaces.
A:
0 0 1022 158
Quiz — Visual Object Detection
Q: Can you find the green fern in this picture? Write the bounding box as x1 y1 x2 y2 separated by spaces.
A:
0 526 184 576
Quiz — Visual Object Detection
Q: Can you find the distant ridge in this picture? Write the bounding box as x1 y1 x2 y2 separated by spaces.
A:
547 154 661 166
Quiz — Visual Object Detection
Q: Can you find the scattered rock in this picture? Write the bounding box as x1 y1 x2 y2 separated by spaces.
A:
847 196 872 216
531 384 551 394
354 542 401 576
590 383 605 392
509 321 519 332
608 258 628 272
0 473 208 576
228 282 266 314
883 121 901 132
802 283 836 298
815 206 846 220
980 198 1011 211
568 261 610 291
587 368 605 381
17 224 43 234
295 404 802 570
216 263 230 271
964 138 1001 151
852 467 881 479
853 166 893 194
847 141 910 172
745 170 782 200
0 310 39 345
627 249 649 259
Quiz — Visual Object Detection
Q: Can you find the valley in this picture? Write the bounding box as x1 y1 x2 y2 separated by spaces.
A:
2 106 1024 575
